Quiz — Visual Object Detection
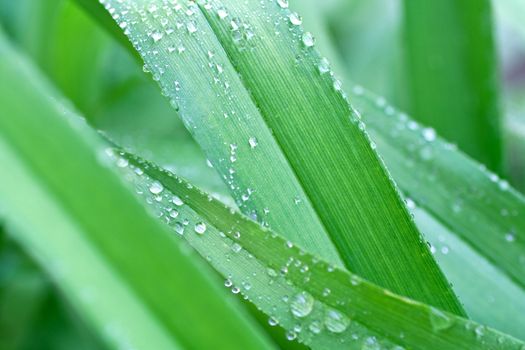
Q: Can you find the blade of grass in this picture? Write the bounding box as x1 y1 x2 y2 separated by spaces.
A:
291 0 525 338
402 0 503 171
0 30 274 350
90 0 464 315
110 149 524 349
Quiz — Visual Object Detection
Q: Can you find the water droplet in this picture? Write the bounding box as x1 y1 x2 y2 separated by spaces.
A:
422 128 436 142
429 308 454 331
475 325 485 338
224 279 233 287
322 288 331 297
116 157 129 168
151 32 163 42
318 58 330 74
286 330 297 341
187 21 197 34
333 79 342 91
290 292 314 318
172 196 184 206
267 268 278 277
277 0 289 8
505 232 516 242
302 32 315 47
324 309 350 333
217 8 228 19
289 12 302 26
249 137 258 148
149 182 164 194
174 222 184 235
169 210 179 219
194 222 207 234
268 317 279 326
309 321 322 334
231 243 242 253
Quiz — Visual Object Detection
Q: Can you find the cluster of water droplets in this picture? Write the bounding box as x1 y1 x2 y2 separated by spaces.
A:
103 146 519 348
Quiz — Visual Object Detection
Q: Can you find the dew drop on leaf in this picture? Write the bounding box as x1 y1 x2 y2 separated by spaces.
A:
309 321 322 334
149 182 164 194
302 32 315 47
172 195 184 206
290 291 314 318
248 137 258 149
194 222 207 234
318 58 330 74
429 307 454 331
277 0 289 9
422 127 436 142
324 309 350 333
289 12 302 26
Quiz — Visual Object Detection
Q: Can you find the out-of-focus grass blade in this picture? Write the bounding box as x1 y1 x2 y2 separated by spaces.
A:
0 234 104 350
0 31 274 350
109 149 524 350
88 0 465 315
402 0 503 171
495 0 525 41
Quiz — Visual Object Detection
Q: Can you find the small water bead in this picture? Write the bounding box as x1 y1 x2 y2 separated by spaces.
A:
147 4 158 13
309 321 322 334
324 309 350 333
231 286 241 294
302 32 315 47
322 288 331 297
174 222 184 235
474 325 485 338
169 210 179 219
405 198 416 210
149 182 164 194
151 31 163 42
286 330 297 341
187 21 197 34
267 268 278 277
333 79 342 91
290 291 314 318
268 317 279 326
224 278 233 287
194 222 207 234
429 307 454 331
289 12 302 26
248 137 258 148
277 0 289 8
217 8 228 19
505 232 516 242
422 127 437 142
172 196 184 206
318 58 330 74
231 243 242 253
116 157 129 168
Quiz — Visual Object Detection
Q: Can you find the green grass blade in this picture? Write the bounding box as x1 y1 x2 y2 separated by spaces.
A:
350 87 525 337
402 0 503 171
0 31 274 350
287 1 525 337
93 0 464 314
111 149 524 349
